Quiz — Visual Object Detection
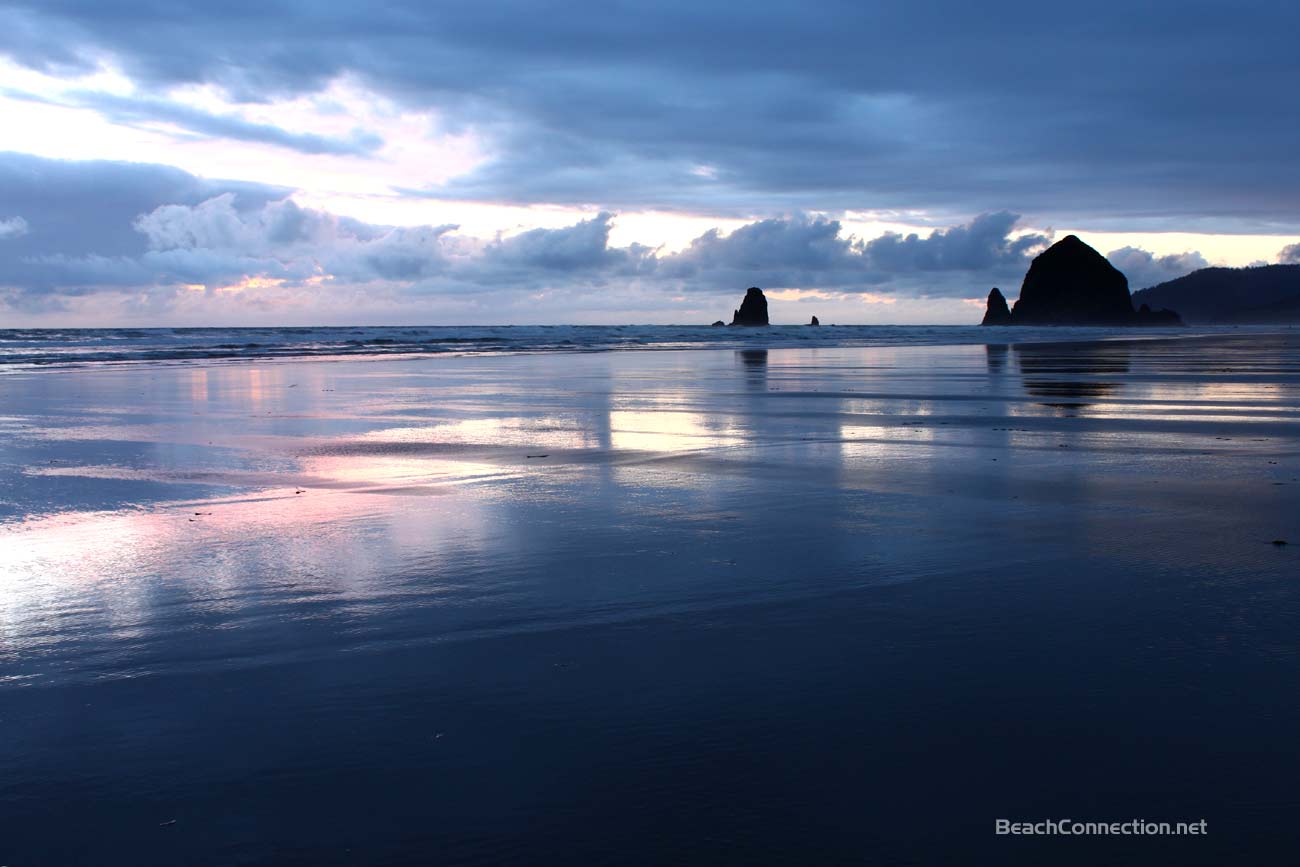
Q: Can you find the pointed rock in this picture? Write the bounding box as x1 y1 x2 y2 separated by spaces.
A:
729 287 770 326
809 315 820 326
981 288 1013 326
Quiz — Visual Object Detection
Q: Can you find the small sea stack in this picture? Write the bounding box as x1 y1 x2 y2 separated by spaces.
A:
981 288 1012 325
809 316 820 326
730 287 770 326
1134 303 1183 325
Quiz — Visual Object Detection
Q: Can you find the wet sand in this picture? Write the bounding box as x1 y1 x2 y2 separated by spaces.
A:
2 334 1299 864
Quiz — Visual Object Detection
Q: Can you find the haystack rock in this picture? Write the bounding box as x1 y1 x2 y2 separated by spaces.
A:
981 235 1183 326
730 287 770 326
809 315 820 326
1011 235 1135 325
981 288 1012 325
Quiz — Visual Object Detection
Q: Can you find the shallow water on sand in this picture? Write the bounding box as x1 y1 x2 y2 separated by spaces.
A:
2 334 1299 864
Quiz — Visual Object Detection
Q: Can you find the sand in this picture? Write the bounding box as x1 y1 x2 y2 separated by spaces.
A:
1 333 1298 864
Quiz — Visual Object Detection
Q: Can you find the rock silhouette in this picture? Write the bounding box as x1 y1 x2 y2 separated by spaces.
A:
809 315 820 326
1134 303 1182 325
1015 341 1130 411
1012 235 1135 325
980 236 1182 326
981 288 1013 325
711 320 726 327
730 287 770 326
1131 264 1300 323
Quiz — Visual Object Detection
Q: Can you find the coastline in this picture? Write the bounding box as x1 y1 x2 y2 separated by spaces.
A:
4 323 1293 373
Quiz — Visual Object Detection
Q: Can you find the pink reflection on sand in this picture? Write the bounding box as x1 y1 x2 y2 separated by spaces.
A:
0 457 507 662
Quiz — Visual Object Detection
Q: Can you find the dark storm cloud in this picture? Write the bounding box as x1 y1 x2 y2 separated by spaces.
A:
3 0 1297 229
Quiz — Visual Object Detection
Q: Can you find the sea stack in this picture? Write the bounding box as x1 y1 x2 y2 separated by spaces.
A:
980 235 1182 326
1134 303 1182 325
809 315 820 326
1012 235 1134 325
981 288 1012 325
730 287 770 326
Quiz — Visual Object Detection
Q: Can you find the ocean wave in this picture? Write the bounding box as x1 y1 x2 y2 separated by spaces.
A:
0 323 1220 370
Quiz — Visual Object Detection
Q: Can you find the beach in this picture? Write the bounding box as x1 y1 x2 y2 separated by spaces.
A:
2 331 1299 864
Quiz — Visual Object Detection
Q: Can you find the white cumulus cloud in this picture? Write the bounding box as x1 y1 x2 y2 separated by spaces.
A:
0 216 29 239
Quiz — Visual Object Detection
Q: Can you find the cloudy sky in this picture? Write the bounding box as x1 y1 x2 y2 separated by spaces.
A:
1 0 1297 325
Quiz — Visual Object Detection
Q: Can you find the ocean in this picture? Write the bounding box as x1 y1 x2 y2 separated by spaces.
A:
0 323 1218 370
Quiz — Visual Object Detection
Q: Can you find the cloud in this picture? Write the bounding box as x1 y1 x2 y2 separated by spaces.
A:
0 161 1047 315
0 156 1240 323
1105 246 1210 290
665 216 854 279
484 213 648 272
1279 242 1300 264
127 193 458 286
0 151 285 292
43 90 386 156
861 213 1050 273
104 199 653 291
0 216 29 239
3 0 1296 230
136 194 364 254
659 211 1049 295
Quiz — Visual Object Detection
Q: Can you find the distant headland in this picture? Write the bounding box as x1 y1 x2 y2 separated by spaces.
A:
1132 264 1300 324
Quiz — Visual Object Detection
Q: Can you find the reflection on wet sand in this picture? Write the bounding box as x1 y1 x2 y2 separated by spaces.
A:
609 406 745 454
738 348 769 390
2 335 1299 692
1013 340 1131 411
3 335 1300 866
985 343 1009 374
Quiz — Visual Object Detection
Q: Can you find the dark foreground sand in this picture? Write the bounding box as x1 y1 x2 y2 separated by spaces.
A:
1 334 1298 864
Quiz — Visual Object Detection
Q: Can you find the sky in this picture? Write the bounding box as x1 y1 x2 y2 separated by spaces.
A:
1 0 1298 326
